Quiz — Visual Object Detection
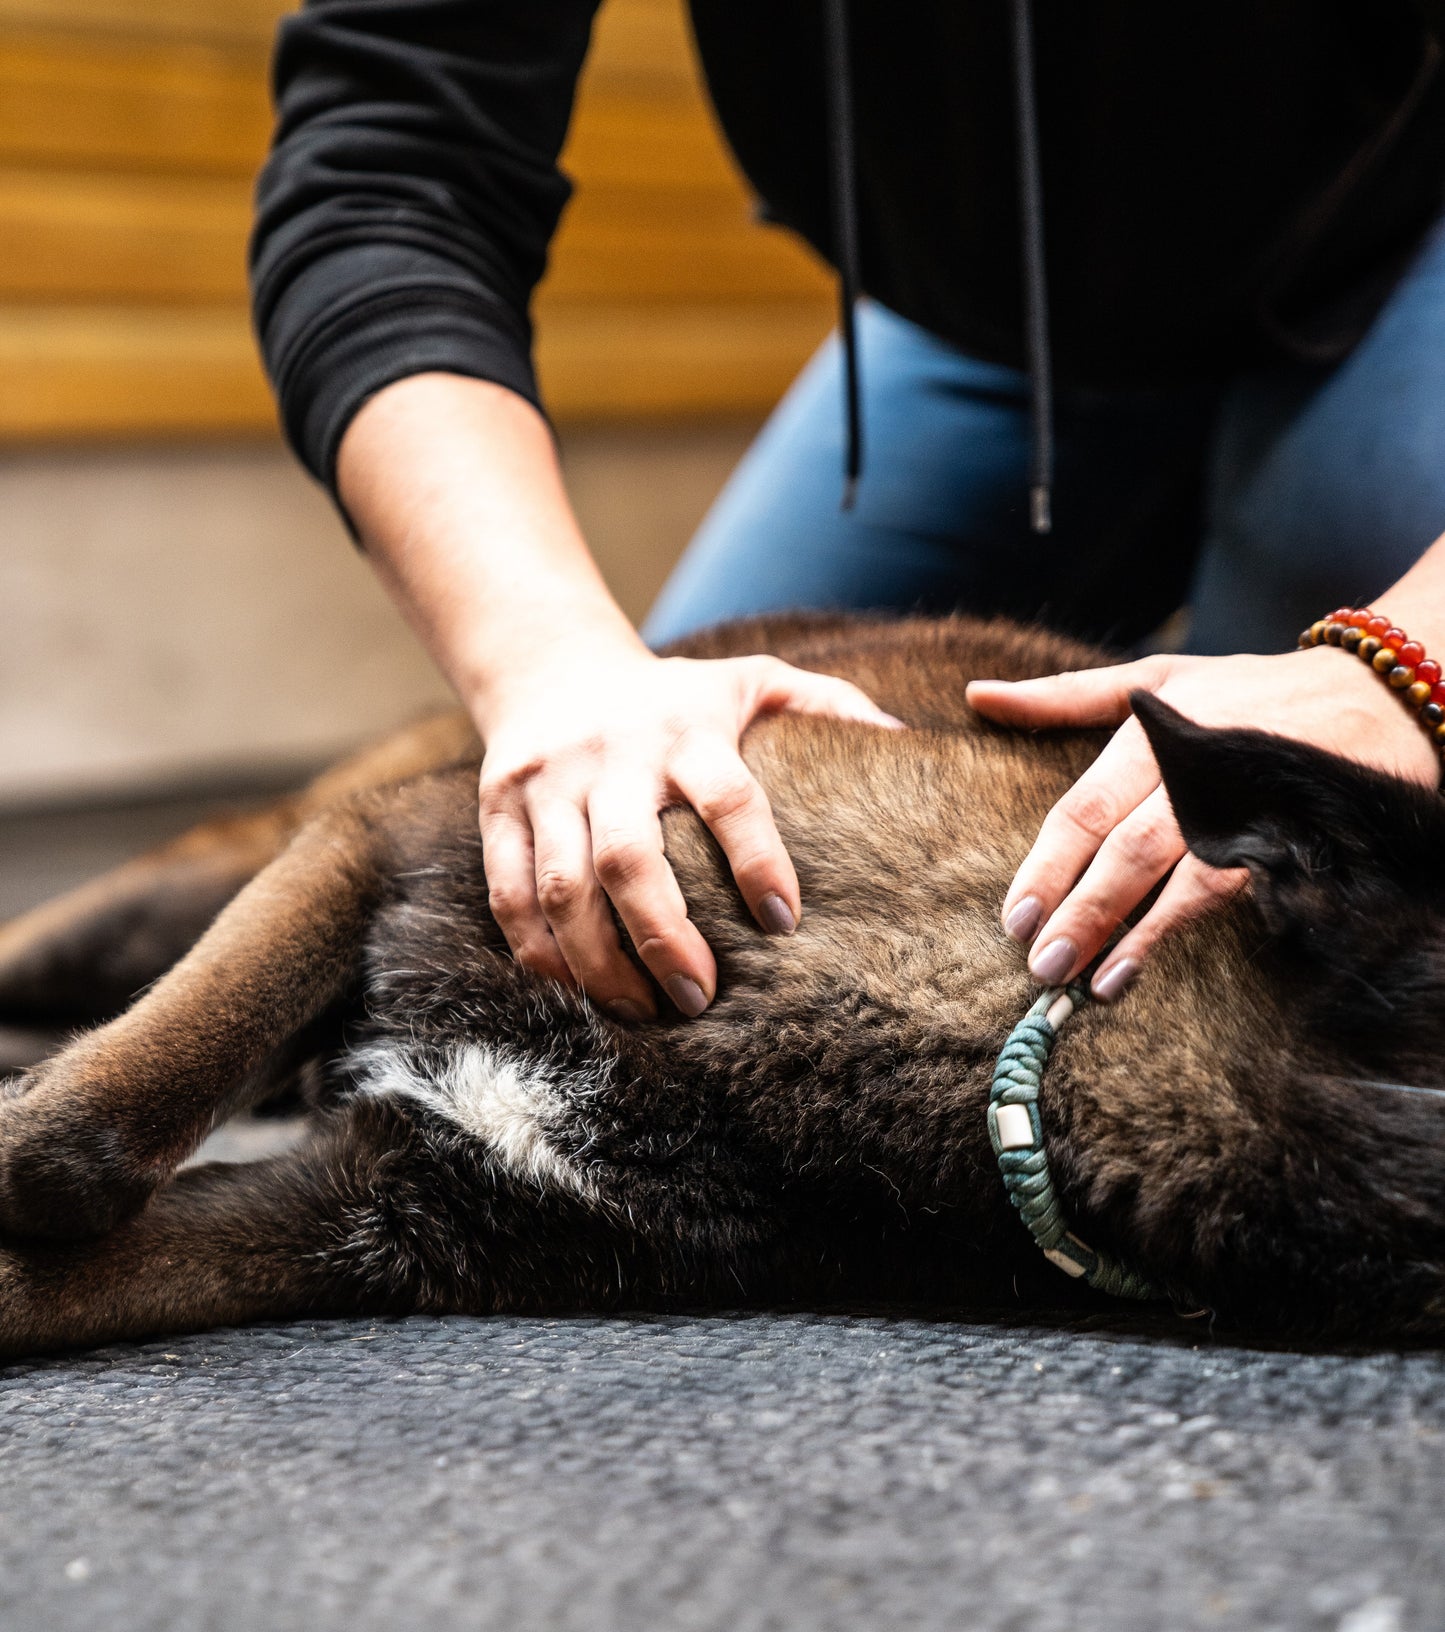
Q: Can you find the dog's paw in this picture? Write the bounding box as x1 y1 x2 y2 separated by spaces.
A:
0 1068 163 1239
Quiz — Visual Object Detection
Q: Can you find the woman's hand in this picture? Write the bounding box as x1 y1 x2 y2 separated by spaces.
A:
965 643 1440 1001
477 638 901 1022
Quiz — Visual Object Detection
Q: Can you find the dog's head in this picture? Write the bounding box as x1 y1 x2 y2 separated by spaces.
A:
1133 689 1445 1077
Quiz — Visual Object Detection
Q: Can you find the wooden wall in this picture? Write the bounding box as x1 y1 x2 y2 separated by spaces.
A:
0 0 833 441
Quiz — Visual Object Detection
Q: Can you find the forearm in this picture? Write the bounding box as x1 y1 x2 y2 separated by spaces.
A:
336 372 646 729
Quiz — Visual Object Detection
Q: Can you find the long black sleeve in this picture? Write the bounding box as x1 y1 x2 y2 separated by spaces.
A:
254 0 1445 501
250 0 600 495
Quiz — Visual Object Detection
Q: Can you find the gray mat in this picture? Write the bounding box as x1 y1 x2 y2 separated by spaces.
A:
1 1311 1440 1632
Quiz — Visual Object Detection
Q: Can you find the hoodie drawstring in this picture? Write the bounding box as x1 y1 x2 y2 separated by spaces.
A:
822 0 1055 534
822 0 863 511
1008 0 1054 534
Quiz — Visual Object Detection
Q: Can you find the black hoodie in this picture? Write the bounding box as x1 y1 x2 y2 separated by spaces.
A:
250 1 1445 504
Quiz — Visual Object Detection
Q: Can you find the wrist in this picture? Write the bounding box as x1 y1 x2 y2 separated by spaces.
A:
1364 599 1445 662
1365 528 1445 655
461 611 652 730
1297 609 1444 783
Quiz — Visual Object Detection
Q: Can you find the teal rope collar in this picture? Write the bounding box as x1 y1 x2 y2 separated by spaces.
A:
989 985 1160 1302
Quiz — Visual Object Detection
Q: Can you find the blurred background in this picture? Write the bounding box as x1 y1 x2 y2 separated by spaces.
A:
0 0 835 823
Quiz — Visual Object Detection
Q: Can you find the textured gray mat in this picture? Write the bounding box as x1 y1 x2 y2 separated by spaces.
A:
1 1311 1440 1632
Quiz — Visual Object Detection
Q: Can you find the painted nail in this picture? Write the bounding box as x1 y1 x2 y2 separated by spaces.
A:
605 998 650 1025
1003 895 1044 943
758 893 797 935
1091 959 1140 1004
1030 937 1078 987
664 974 709 1017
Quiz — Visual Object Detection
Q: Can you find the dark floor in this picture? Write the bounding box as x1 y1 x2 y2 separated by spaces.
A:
0 798 1439 1632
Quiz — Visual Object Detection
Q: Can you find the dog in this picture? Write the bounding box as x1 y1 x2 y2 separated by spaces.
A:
0 611 1441 1359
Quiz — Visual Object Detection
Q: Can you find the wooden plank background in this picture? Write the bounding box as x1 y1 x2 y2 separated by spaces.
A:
0 0 834 440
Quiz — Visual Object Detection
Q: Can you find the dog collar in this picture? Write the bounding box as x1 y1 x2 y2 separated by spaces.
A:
989 985 1160 1301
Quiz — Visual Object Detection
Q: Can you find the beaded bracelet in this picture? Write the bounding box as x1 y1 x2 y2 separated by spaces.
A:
1298 607 1445 757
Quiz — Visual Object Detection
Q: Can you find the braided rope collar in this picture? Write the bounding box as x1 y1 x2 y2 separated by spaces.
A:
989 985 1160 1301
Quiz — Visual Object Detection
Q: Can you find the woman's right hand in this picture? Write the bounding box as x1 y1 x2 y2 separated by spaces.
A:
475 636 902 1022
335 372 899 1020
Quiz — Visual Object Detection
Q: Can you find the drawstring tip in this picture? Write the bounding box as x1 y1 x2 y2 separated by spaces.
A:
1029 484 1052 535
841 474 858 512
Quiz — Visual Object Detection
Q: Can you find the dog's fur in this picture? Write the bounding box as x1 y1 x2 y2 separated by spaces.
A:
0 612 1442 1359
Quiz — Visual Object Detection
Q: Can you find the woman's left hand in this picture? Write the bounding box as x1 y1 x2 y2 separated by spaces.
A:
965 643 1440 1002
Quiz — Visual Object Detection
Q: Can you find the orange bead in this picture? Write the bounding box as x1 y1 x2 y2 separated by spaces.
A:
1383 627 1408 650
1366 615 1391 637
1347 609 1371 627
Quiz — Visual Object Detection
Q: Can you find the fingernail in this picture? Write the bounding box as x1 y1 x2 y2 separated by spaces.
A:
664 974 709 1018
1003 895 1043 943
877 712 908 731
605 998 650 1025
1091 959 1140 1004
1030 937 1077 986
758 893 797 935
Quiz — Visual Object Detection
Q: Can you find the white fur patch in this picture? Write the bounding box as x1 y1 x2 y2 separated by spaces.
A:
350 1040 597 1201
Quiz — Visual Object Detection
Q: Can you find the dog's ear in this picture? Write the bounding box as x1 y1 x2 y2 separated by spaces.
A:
1130 690 1445 937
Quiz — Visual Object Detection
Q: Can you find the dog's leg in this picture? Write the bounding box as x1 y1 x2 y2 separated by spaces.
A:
0 709 477 1032
0 795 398 1239
0 1132 415 1359
0 1096 789 1358
0 802 302 1031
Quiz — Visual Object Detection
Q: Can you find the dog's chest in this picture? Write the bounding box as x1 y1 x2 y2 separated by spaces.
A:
347 1036 605 1201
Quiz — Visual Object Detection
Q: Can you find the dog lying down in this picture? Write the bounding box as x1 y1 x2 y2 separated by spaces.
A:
0 612 1442 1359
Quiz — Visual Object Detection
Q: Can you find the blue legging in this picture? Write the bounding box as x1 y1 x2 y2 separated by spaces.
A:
643 220 1445 657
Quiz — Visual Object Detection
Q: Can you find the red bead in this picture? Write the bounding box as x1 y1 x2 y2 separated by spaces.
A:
1383 627 1408 651
1398 641 1426 667
1331 607 1354 624
1347 609 1371 627
1366 615 1390 637
1417 659 1442 686
1431 683 1445 708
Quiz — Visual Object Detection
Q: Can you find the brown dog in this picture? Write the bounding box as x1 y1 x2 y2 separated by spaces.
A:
0 612 1441 1358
